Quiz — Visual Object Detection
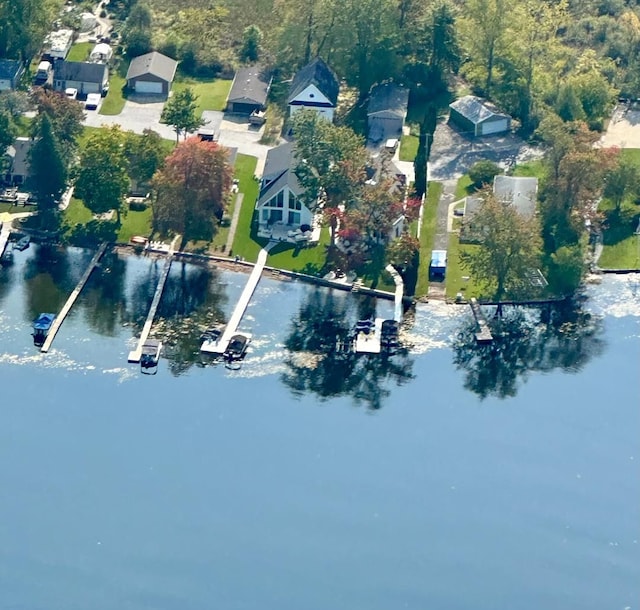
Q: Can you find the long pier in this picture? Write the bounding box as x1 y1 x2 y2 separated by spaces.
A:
469 298 493 344
41 243 109 353
201 246 269 355
128 236 180 363
0 225 10 259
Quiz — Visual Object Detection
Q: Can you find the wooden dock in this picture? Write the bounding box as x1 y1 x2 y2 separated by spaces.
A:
201 247 269 355
40 243 109 353
469 298 493 344
385 264 404 323
0 225 10 259
354 318 384 354
128 236 180 363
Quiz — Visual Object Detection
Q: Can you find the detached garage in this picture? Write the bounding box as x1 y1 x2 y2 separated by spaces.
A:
126 51 177 96
367 82 410 143
449 96 511 137
226 65 271 115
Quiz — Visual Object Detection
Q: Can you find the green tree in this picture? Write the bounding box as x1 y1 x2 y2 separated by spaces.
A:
240 25 263 62
31 88 85 152
603 152 640 211
161 87 204 144
0 0 58 61
152 137 232 241
461 191 542 300
469 160 502 189
28 114 67 222
0 110 16 152
75 126 130 224
125 129 166 187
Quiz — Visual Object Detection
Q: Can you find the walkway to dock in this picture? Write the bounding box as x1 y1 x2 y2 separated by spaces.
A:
0 225 10 259
201 245 271 355
128 235 180 363
41 243 109 353
469 298 493 344
385 264 404 323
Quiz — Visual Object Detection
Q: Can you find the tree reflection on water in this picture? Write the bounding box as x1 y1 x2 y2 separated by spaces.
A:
453 298 606 400
281 288 415 410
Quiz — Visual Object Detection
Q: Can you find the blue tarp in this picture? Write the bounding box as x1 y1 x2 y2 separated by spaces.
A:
33 313 56 331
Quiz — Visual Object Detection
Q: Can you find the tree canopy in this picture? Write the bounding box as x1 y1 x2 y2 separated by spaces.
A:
161 87 204 143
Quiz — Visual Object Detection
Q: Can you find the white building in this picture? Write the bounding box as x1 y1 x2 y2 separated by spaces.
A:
287 57 339 122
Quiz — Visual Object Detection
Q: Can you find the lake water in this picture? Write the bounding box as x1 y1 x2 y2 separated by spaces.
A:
0 245 639 610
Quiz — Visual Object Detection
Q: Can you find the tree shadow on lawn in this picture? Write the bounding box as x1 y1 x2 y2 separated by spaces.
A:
602 205 640 246
66 219 119 247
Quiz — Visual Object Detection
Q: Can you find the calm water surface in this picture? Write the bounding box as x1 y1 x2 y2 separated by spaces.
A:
0 245 639 610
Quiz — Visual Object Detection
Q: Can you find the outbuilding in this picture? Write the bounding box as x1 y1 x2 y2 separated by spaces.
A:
287 57 339 121
0 60 24 91
226 65 272 115
126 51 178 96
448 95 511 137
367 82 410 143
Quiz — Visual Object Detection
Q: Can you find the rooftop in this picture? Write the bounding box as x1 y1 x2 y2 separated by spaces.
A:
227 65 272 105
449 95 510 125
493 175 538 218
126 51 178 83
367 82 410 117
287 57 339 105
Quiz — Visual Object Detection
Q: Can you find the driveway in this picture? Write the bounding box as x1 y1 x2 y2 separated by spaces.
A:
599 104 640 148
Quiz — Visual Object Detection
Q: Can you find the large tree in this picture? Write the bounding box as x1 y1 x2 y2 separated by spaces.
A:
125 129 166 188
28 113 67 222
161 87 204 144
461 191 542 301
604 151 640 212
75 126 130 224
0 110 15 152
0 0 59 61
152 137 232 241
31 88 85 153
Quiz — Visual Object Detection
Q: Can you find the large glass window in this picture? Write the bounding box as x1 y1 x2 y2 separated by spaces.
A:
288 211 300 225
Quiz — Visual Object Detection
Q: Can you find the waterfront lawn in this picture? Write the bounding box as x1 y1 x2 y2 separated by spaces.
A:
229 154 263 261
172 77 233 117
415 181 443 296
117 206 152 243
67 42 92 62
445 233 485 299
598 197 640 269
267 227 331 275
399 134 419 162
99 73 127 115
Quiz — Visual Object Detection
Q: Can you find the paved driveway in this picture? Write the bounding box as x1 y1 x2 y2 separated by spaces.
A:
599 105 640 148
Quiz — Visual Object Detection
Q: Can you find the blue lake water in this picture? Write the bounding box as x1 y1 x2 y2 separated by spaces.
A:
0 245 639 610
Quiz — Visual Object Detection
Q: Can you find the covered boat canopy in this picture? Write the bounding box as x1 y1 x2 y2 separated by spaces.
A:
33 313 56 330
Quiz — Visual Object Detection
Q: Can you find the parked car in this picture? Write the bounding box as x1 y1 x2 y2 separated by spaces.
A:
65 87 78 100
85 93 101 110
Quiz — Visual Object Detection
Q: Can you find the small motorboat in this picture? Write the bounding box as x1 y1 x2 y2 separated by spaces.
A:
32 313 56 347
224 332 251 368
1 244 14 265
14 235 30 251
140 338 162 374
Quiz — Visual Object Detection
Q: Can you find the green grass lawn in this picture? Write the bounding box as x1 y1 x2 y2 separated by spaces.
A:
598 197 640 269
228 154 262 261
172 77 232 117
444 233 485 299
454 174 473 200
14 115 33 137
399 134 419 162
64 197 94 227
99 73 126 115
66 42 92 62
512 159 546 179
117 206 152 243
267 228 331 275
415 181 442 296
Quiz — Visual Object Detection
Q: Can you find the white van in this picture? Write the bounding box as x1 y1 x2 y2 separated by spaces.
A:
85 93 101 110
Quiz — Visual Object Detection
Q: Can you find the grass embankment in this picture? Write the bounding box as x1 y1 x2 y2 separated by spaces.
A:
172 77 232 117
414 182 442 296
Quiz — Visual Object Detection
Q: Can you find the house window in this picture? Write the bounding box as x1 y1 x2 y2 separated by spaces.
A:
288 211 300 225
269 209 283 223
288 192 301 210
262 209 269 221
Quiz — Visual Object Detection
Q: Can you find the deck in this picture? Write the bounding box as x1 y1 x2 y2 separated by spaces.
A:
201 247 269 355
127 236 180 363
41 243 109 353
469 298 493 344
354 317 384 354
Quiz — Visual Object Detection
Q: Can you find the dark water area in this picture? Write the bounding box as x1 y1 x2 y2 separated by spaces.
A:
0 245 639 609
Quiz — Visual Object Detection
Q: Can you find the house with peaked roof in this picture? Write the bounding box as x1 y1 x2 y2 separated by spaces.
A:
53 60 109 95
255 142 313 237
287 57 339 121
367 82 410 143
449 96 511 137
126 51 178 95
0 60 24 91
226 65 272 115
3 137 32 185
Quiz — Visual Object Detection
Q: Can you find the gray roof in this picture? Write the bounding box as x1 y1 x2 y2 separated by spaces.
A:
367 82 409 117
258 142 302 205
0 59 23 80
493 175 538 218
287 57 339 106
126 51 178 83
55 60 107 83
228 65 271 106
6 137 32 178
449 95 510 125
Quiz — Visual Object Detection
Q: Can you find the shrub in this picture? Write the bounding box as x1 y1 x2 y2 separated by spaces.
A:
469 160 502 189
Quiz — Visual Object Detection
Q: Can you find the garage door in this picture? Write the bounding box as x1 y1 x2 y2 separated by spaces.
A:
135 80 163 94
480 118 508 135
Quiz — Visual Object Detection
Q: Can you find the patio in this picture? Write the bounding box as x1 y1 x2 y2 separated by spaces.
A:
257 214 322 246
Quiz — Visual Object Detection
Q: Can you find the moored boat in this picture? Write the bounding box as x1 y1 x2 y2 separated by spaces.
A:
224 332 251 368
32 313 56 347
140 339 162 373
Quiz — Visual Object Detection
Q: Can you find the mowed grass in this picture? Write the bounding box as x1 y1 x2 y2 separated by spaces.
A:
117 206 152 243
399 134 419 162
415 181 442 296
99 73 127 115
228 154 262 261
66 42 92 62
172 77 232 116
444 234 485 299
598 197 640 269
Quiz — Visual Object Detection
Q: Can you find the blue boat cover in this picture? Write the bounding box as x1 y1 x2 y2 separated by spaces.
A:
33 313 56 330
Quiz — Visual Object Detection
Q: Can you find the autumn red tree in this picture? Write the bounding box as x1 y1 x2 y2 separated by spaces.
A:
30 87 85 151
152 137 232 241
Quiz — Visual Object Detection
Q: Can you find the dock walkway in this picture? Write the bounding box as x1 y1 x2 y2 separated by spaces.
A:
385 264 404 323
469 298 493 344
41 243 109 353
201 246 270 355
0 225 10 259
128 235 180 363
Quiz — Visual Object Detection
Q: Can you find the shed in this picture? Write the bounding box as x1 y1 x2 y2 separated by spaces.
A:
44 29 74 60
448 96 511 137
90 43 113 63
367 82 409 143
126 51 178 95
0 60 24 91
226 65 272 114
430 250 447 278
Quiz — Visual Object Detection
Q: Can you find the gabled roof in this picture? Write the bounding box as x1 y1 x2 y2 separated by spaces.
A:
227 65 271 106
6 137 32 177
126 51 178 83
287 57 339 106
449 95 510 125
258 142 302 205
367 82 409 117
0 59 23 81
493 175 538 218
55 60 107 83
262 142 294 181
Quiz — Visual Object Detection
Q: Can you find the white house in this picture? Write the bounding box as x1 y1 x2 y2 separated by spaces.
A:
255 142 313 235
287 57 339 121
53 60 109 95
